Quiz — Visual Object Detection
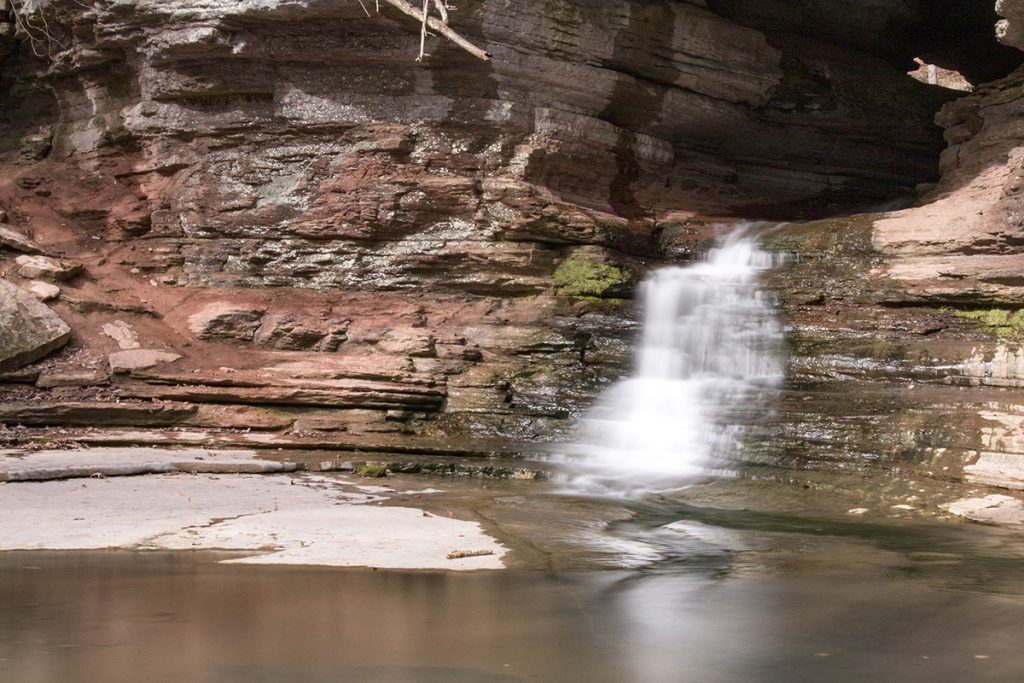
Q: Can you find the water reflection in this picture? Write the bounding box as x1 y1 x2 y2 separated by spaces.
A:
2 551 1023 682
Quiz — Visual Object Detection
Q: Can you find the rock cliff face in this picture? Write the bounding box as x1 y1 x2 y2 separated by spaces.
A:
751 0 1024 495
0 0 1022 486
865 1 1024 313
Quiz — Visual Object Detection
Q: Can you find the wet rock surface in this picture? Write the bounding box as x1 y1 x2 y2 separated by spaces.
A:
753 202 1024 502
945 494 1024 525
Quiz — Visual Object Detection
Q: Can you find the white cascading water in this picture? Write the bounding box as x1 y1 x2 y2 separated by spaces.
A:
559 226 785 494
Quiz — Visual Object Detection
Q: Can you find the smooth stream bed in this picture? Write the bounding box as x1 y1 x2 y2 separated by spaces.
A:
3 498 1024 683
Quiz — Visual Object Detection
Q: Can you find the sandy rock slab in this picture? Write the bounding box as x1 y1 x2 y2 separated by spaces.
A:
188 303 264 343
0 457 506 569
964 452 1024 490
944 494 1024 526
0 446 296 482
35 368 110 388
108 348 182 374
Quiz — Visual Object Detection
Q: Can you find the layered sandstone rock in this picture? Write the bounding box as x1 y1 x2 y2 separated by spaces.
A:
0 0 1019 476
757 17 1024 487
873 65 1024 304
3 0 952 229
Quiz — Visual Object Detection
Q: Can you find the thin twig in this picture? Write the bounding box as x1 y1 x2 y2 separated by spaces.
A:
9 1 49 58
417 0 429 61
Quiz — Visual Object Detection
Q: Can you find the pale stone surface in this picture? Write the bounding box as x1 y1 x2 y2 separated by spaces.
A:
0 223 44 254
21 280 59 302
101 320 140 349
964 452 1024 490
0 277 71 371
0 455 506 569
0 447 293 481
166 503 503 569
15 254 82 281
944 494 1024 525
108 348 181 374
963 345 1024 388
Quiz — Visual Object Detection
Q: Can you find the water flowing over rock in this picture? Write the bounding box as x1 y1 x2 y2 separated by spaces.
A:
560 229 785 494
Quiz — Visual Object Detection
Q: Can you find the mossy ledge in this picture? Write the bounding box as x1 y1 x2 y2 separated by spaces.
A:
553 257 623 300
955 309 1024 340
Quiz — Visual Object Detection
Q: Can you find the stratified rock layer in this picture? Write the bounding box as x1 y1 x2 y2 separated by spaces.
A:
874 65 1024 304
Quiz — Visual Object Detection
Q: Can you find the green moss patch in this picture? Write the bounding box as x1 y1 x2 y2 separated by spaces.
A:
355 463 388 478
955 309 1024 339
553 258 622 299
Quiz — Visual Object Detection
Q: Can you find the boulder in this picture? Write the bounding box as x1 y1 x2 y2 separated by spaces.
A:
15 254 82 281
108 349 182 374
997 0 1024 51
0 224 44 254
0 278 71 372
22 280 60 302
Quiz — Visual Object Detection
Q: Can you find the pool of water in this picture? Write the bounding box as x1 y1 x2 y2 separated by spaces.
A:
4 478 1024 683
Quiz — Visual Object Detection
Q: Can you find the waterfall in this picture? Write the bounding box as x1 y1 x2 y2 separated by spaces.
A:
559 227 785 494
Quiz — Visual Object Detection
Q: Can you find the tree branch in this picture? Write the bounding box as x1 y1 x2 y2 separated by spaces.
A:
378 0 490 61
432 0 449 24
